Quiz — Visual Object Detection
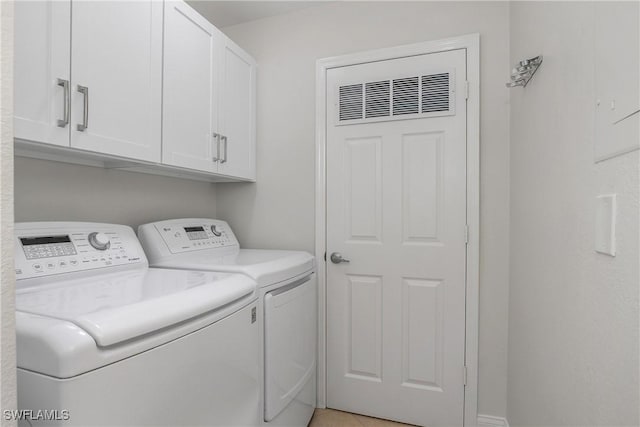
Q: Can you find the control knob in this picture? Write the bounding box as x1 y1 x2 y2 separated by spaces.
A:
88 232 111 250
211 225 222 237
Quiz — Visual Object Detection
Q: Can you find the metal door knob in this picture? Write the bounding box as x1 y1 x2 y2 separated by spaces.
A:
330 252 350 264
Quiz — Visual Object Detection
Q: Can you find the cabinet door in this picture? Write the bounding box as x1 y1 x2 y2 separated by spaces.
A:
218 39 257 180
70 1 162 162
14 0 71 147
162 1 221 173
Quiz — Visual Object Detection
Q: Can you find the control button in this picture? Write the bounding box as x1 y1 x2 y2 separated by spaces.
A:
15 269 22 275
46 262 55 270
88 232 111 251
70 259 78 266
59 261 68 268
211 225 222 237
32 263 43 271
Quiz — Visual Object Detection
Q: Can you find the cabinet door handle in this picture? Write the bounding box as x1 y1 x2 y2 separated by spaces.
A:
212 132 220 162
56 78 69 128
76 85 89 131
221 135 228 164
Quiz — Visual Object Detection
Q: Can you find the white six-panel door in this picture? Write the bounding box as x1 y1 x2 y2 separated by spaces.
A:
70 1 162 162
326 49 467 427
14 0 71 147
162 1 221 173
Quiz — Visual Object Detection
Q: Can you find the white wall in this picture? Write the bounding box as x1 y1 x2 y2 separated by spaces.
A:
508 2 639 425
14 158 218 230
0 0 17 424
214 1 511 418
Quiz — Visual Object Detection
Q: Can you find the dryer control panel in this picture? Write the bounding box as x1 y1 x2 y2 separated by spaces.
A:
15 222 145 281
138 219 239 256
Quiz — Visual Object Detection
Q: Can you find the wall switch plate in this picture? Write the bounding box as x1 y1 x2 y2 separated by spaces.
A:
595 194 616 256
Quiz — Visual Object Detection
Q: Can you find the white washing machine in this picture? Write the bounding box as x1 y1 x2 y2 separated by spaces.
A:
14 222 261 427
138 218 317 427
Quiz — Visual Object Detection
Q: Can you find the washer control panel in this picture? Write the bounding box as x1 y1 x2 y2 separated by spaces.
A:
15 222 144 281
21 235 77 260
152 221 238 254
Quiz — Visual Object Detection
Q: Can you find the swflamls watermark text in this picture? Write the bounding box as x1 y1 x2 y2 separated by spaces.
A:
3 409 70 421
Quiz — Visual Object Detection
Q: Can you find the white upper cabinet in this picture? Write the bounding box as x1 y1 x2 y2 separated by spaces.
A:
70 1 162 162
162 1 221 174
14 0 71 147
218 38 257 180
14 0 257 182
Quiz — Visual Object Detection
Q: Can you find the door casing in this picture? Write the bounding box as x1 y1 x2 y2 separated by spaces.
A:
314 33 480 426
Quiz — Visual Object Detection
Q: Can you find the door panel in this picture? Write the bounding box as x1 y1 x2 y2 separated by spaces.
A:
345 274 382 381
14 0 71 147
402 278 444 390
218 39 256 179
70 0 162 162
326 49 467 427
162 1 219 173
345 137 382 242
402 131 442 243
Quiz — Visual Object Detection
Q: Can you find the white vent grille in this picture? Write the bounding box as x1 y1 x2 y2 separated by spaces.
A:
337 70 454 125
339 84 363 121
422 73 450 113
393 77 419 116
365 81 391 118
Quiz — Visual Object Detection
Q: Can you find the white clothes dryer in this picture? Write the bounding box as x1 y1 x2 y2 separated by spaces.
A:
138 219 317 427
14 222 260 427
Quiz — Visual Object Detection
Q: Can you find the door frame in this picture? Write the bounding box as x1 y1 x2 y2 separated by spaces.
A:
314 33 480 426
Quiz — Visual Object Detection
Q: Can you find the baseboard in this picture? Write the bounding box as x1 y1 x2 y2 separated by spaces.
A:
477 414 509 427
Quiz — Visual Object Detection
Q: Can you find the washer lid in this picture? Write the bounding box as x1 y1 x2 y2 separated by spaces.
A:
16 268 256 347
153 249 315 287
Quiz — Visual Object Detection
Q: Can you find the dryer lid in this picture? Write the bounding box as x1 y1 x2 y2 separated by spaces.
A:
16 268 256 347
153 249 315 287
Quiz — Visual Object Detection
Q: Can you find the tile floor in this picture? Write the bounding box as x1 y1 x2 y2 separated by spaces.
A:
308 409 414 427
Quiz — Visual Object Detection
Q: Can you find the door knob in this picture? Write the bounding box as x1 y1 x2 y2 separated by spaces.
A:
330 252 350 264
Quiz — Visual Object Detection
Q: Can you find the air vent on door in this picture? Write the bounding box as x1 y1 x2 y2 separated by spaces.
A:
422 73 450 113
337 70 454 125
393 77 419 116
339 84 363 121
365 81 391 118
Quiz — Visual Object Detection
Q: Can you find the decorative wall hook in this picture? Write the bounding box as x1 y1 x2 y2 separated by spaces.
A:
506 55 543 88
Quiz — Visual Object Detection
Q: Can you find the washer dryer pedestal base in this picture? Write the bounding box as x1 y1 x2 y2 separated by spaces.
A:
266 372 316 427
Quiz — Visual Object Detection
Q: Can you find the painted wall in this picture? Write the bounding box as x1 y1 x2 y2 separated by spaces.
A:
14 158 218 230
0 0 17 424
214 1 511 418
508 2 639 425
